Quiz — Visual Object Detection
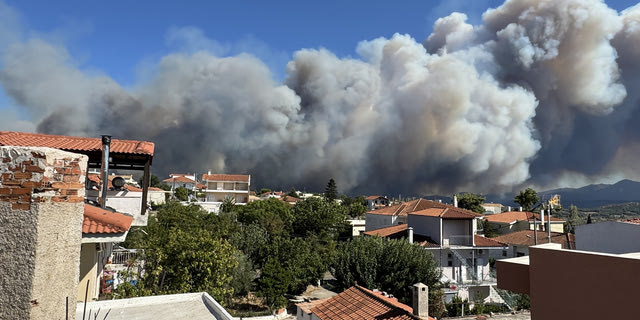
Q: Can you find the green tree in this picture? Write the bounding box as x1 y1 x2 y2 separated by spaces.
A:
341 195 367 218
566 205 582 233
514 188 539 211
258 258 291 311
456 193 485 214
292 197 349 239
259 188 271 195
332 236 441 305
286 187 299 198
220 196 236 213
174 186 189 201
229 251 256 297
237 198 293 235
324 178 338 201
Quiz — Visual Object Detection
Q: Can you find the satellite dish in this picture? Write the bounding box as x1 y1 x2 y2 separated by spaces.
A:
112 177 126 189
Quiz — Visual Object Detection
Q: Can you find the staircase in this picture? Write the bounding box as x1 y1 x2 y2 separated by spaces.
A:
449 248 478 283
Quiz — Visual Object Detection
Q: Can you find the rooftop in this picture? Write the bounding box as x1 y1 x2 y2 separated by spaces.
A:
368 199 482 219
491 230 575 249
0 131 154 168
363 224 504 248
76 292 233 320
83 204 133 234
484 211 564 224
163 176 197 184
308 285 433 320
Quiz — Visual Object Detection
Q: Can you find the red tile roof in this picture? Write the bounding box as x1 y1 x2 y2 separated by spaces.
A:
368 199 481 220
365 195 386 200
297 298 330 314
163 176 197 184
309 285 434 320
0 131 154 156
201 174 250 182
622 218 640 225
474 235 507 247
491 230 575 249
484 211 564 223
363 224 409 237
83 204 134 234
148 187 165 191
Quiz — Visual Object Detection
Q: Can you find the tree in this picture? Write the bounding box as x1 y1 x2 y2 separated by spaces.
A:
456 193 485 214
259 188 271 195
220 196 236 213
174 186 189 201
229 251 256 297
332 236 441 305
324 178 338 201
514 188 539 211
566 205 582 233
258 258 291 311
286 187 299 198
292 197 349 239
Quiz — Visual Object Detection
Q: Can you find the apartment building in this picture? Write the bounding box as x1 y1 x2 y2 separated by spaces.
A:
199 172 250 212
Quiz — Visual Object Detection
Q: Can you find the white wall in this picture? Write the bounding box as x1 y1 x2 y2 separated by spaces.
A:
87 190 148 226
365 214 395 231
443 220 472 245
576 221 640 254
408 215 441 243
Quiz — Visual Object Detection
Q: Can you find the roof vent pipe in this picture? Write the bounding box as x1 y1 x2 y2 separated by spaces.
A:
408 227 414 244
453 195 458 207
100 135 111 208
519 206 523 212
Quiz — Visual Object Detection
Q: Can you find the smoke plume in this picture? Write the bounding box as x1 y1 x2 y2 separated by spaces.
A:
1 0 640 195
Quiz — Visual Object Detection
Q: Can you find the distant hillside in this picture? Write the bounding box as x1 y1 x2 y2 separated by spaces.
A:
540 179 640 208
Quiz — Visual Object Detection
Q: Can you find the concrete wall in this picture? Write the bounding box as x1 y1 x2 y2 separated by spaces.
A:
575 221 640 254
443 219 472 245
365 213 395 231
528 221 564 233
86 189 147 226
498 244 640 320
408 215 441 243
0 146 87 320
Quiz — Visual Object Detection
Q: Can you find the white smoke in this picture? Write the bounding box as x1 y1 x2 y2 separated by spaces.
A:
1 0 640 194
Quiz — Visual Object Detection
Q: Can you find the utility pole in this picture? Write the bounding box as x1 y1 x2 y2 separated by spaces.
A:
547 201 552 244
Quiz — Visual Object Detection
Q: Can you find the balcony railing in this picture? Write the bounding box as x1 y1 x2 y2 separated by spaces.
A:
111 248 141 265
442 235 473 247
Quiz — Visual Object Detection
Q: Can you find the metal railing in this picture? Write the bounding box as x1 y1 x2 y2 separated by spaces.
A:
111 248 141 265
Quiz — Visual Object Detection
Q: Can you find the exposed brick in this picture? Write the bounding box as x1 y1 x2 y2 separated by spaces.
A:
50 182 69 189
70 167 82 175
30 151 46 158
19 195 30 202
2 158 10 163
0 188 12 195
10 165 23 172
2 180 22 186
54 167 72 174
21 181 43 188
60 189 78 196
1 172 12 180
21 160 33 166
12 188 31 195
51 196 67 202
67 196 84 203
11 203 30 210
31 196 47 203
63 175 80 182
13 172 33 179
25 165 44 173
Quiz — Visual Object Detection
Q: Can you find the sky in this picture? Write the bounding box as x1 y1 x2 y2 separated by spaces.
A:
1 0 640 194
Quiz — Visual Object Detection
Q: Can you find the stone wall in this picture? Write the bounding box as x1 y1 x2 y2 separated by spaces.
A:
0 146 87 320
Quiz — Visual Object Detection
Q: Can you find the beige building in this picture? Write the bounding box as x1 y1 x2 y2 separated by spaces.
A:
483 211 565 235
497 243 640 319
199 173 250 212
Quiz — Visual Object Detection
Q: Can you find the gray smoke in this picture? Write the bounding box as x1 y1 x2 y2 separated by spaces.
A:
1 0 640 195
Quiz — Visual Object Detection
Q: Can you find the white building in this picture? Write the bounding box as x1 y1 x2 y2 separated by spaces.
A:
364 195 390 210
198 173 250 213
365 198 434 231
163 173 201 191
481 203 503 214
364 200 506 304
483 211 565 235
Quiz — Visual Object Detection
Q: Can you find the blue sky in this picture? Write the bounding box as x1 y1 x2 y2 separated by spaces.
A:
1 0 638 104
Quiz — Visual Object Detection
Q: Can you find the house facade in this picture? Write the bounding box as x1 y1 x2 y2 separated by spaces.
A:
364 200 507 304
489 230 575 259
364 195 390 210
199 173 250 213
483 211 565 235
365 198 435 231
163 173 199 191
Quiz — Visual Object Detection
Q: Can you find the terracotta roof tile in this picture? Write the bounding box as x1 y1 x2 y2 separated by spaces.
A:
473 235 507 247
0 131 154 156
622 218 640 225
368 199 481 220
310 285 434 320
365 195 386 200
484 211 564 223
163 176 197 184
363 224 409 237
83 204 134 234
491 230 575 249
201 174 250 182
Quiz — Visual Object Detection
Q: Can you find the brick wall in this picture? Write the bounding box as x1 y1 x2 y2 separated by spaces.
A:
0 146 87 320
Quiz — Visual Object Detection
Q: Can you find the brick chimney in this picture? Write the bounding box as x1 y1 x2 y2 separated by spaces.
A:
412 283 429 318
0 146 87 320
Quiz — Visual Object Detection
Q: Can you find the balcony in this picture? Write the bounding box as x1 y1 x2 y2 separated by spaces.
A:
442 235 474 247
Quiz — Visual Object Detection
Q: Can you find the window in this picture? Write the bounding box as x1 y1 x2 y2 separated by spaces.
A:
448 260 453 267
478 249 483 254
447 253 452 258
502 250 507 257
516 252 525 257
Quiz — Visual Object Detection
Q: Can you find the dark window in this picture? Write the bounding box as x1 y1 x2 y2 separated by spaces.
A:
502 250 507 257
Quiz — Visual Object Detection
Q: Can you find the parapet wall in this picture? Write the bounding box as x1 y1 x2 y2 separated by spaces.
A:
0 146 87 320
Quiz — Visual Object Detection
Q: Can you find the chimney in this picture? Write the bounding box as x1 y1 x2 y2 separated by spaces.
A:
408 227 414 244
412 283 428 318
208 170 211 175
540 209 545 228
519 206 523 212
453 195 458 207
100 135 111 208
